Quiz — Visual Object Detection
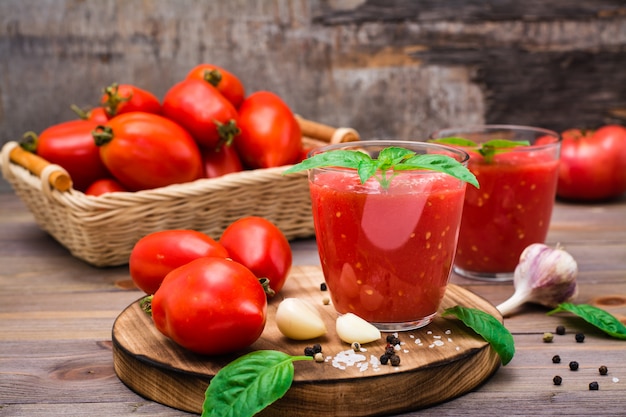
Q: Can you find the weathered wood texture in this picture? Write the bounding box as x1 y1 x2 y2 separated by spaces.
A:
2 191 626 417
1 0 624 182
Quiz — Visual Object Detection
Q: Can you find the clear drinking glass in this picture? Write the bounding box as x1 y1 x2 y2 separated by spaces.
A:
307 140 470 331
429 125 561 281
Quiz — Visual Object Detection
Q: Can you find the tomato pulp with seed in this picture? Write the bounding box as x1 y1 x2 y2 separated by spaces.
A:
455 150 559 274
310 170 466 324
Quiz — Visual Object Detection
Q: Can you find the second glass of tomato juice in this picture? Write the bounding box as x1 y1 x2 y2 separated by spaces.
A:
301 141 473 331
429 125 561 281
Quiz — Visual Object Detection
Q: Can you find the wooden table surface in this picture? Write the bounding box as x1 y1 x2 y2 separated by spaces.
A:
1 191 626 417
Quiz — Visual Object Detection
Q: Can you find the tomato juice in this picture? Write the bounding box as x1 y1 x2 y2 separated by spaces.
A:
454 150 559 275
309 169 466 330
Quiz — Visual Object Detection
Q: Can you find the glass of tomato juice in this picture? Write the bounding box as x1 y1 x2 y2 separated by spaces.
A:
429 125 561 281
307 141 470 331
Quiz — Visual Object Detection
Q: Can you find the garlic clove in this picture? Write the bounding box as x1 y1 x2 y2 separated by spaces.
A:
497 243 578 317
335 313 381 344
275 298 327 340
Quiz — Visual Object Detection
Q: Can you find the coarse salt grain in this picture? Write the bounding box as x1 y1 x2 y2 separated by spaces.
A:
331 349 368 371
445 329 452 335
613 377 620 383
414 338 421 344
433 335 442 339
434 340 444 347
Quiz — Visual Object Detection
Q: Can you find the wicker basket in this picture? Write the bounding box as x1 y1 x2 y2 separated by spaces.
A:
0 117 359 267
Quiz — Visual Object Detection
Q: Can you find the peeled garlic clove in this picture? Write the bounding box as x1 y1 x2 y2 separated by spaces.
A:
275 298 327 340
336 313 381 345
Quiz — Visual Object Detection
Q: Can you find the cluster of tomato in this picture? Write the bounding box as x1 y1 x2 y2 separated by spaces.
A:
556 124 626 201
25 64 303 194
130 216 292 356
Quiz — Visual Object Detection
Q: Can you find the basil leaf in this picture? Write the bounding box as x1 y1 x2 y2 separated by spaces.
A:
430 136 478 147
546 303 626 340
202 350 312 417
399 154 479 188
482 139 530 148
443 305 515 365
283 145 478 189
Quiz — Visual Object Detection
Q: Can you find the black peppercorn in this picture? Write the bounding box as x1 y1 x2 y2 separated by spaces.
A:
575 333 585 343
555 325 566 335
569 361 579 371
599 365 608 376
312 343 322 354
320 282 327 291
589 381 599 390
379 354 390 365
553 375 562 385
385 346 396 356
390 354 401 366
386 335 400 345
552 355 561 364
304 346 315 357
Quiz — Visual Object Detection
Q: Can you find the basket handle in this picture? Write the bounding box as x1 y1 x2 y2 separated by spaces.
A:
296 116 360 144
7 143 72 192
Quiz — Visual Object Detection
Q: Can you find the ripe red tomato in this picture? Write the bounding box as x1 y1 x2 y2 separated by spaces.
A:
93 112 203 191
557 125 626 201
235 91 302 169
202 144 244 178
28 119 110 192
151 257 267 355
186 64 246 109
220 216 292 295
161 78 240 149
100 83 161 117
85 178 127 196
129 229 229 295
71 105 110 124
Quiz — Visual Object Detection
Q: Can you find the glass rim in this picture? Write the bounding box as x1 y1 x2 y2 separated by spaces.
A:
308 139 471 166
429 124 561 151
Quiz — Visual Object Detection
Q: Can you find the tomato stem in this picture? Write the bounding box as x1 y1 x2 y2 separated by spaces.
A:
140 295 153 316
92 126 114 146
258 278 276 298
102 82 132 117
215 119 241 147
202 69 223 88
20 131 39 153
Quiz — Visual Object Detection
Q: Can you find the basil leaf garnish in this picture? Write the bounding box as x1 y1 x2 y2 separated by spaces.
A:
430 137 530 163
443 305 515 365
202 350 312 417
547 302 626 340
283 146 479 189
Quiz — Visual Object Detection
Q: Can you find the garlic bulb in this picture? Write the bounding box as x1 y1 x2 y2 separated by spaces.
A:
275 298 327 340
496 243 578 317
335 313 381 344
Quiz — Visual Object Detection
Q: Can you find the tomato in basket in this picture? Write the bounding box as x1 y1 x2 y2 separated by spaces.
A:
220 216 292 295
161 78 240 149
24 119 110 192
151 256 267 355
85 178 128 196
202 143 244 178
71 104 110 124
235 91 302 169
130 229 229 295
93 112 203 191
100 83 162 118
186 63 246 109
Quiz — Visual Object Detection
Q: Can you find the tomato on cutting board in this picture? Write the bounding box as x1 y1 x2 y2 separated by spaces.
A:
151 257 267 355
220 216 292 295
557 124 626 201
129 229 229 295
93 112 203 191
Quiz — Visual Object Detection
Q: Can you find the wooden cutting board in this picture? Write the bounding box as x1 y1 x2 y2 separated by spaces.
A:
112 265 502 416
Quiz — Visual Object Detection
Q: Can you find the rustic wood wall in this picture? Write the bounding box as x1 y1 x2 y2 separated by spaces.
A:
1 0 625 191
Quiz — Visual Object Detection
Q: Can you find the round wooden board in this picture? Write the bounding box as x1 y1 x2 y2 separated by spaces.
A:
112 265 502 416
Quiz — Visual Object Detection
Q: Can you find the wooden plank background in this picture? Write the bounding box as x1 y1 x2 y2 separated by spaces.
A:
1 0 625 192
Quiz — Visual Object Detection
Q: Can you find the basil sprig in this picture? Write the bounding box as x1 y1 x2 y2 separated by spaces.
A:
430 137 530 163
283 146 478 189
443 305 515 365
202 350 312 417
547 302 626 339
